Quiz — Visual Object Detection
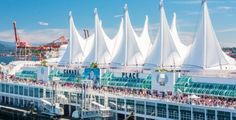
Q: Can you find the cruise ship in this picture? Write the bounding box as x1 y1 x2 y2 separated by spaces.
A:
0 0 236 120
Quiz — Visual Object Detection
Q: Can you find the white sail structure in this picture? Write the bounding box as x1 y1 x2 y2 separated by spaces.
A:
169 12 191 68
138 16 152 62
111 4 151 67
83 8 124 66
170 12 190 58
125 5 144 66
183 0 236 70
109 19 125 67
83 9 109 65
144 0 183 68
59 12 87 65
96 9 124 65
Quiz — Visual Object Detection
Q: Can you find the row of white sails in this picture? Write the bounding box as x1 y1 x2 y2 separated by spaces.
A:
58 0 236 70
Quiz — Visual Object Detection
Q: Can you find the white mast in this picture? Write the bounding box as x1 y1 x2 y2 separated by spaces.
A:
160 0 164 69
94 8 98 64
203 0 207 69
124 4 128 67
69 11 73 65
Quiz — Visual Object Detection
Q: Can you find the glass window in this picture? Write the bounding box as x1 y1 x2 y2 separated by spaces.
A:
117 98 125 111
39 88 44 98
5 97 9 104
19 86 23 95
136 101 144 114
10 85 13 94
232 113 236 120
207 110 215 120
146 102 155 116
136 116 144 120
126 100 134 112
95 95 99 103
100 96 105 105
70 93 77 103
19 99 23 108
46 89 50 98
217 111 230 120
14 98 19 106
108 97 116 110
146 119 155 120
34 88 39 98
1 84 5 92
6 84 9 93
64 91 69 98
193 108 205 120
29 87 33 97
10 97 13 105
180 110 191 120
157 103 166 118
77 93 82 103
14 85 19 94
168 105 179 120
24 87 28 96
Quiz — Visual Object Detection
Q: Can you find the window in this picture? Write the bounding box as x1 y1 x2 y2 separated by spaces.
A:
193 108 205 120
117 98 125 111
108 97 116 110
157 103 166 118
14 98 18 106
39 88 43 98
24 87 28 96
217 111 230 120
136 116 144 120
126 100 134 112
207 110 215 120
34 88 39 98
6 84 9 93
100 96 105 105
168 105 179 120
1 84 5 92
9 85 13 94
14 85 19 94
70 93 77 103
19 86 23 95
46 89 50 98
29 87 33 97
136 101 144 114
180 110 191 120
146 102 155 116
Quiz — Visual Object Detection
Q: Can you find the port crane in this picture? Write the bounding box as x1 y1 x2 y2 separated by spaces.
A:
13 21 68 61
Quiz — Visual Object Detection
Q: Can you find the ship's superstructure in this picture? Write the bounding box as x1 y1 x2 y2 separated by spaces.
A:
0 0 236 120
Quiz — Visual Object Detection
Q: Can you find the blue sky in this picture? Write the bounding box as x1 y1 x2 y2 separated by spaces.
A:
0 0 235 47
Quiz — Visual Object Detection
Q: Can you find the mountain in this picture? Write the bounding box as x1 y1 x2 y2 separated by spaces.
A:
0 40 15 51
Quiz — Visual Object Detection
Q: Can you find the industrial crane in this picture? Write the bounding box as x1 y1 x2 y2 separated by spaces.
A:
13 21 68 61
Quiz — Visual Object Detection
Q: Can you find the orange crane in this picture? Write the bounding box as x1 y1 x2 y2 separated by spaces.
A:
13 21 68 61
13 21 31 61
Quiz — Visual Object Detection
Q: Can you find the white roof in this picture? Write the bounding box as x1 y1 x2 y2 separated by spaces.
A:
57 0 235 71
183 0 236 70
83 9 124 66
59 12 87 65
170 12 191 59
144 0 183 68
111 4 152 67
